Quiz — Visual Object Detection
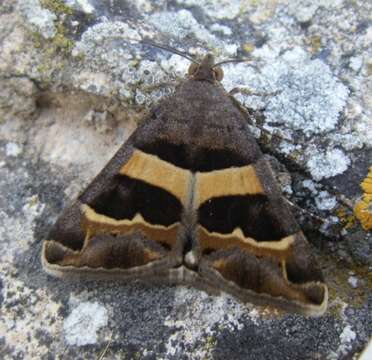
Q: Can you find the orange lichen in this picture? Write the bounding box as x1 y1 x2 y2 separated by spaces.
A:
354 166 372 231
360 166 372 194
354 194 372 230
336 207 356 229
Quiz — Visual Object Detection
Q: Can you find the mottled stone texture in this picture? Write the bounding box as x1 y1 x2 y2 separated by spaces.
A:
0 0 370 359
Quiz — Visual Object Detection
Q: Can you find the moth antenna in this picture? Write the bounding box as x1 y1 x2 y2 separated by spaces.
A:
140 39 200 65
285 198 329 224
213 58 251 68
321 186 354 210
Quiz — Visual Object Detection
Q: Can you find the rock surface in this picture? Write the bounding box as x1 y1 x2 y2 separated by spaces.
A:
0 0 370 359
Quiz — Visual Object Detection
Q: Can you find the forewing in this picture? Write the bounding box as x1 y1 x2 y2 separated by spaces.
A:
194 156 328 316
42 114 188 280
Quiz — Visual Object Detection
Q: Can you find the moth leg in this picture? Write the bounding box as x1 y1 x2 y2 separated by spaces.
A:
284 197 330 225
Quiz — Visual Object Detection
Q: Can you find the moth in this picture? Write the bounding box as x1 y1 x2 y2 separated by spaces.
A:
42 51 328 316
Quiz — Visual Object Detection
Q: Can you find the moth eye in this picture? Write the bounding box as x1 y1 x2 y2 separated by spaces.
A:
214 67 224 81
188 63 199 76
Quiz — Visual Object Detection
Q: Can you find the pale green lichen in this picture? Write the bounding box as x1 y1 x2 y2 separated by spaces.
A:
52 24 74 55
308 35 322 53
40 0 73 16
29 0 75 85
33 0 74 56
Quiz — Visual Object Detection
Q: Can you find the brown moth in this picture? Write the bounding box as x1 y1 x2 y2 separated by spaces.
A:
42 53 328 316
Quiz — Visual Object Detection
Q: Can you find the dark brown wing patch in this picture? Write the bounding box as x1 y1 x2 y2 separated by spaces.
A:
44 234 164 269
138 140 249 171
198 194 294 241
208 248 327 307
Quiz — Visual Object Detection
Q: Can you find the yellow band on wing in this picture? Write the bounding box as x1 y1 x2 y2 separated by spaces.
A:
120 149 192 205
81 204 180 248
193 165 264 208
197 225 296 261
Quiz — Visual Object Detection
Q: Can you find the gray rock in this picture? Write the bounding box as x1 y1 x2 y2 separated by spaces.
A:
0 0 370 358
0 77 39 121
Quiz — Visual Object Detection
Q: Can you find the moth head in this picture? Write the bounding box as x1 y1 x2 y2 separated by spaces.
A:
188 54 224 82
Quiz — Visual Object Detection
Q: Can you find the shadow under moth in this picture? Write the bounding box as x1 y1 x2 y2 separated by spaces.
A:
42 52 328 316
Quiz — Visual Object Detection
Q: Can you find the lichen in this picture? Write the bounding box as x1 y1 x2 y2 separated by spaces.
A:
27 1 75 85
40 0 73 16
176 0 242 20
63 301 108 346
30 0 74 57
5 142 22 157
163 288 244 358
18 0 57 38
354 165 372 230
335 207 356 230
242 42 255 53
360 166 372 194
326 261 368 316
354 195 372 231
306 148 351 181
51 23 74 55
149 9 237 56
223 47 350 135
308 35 322 53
